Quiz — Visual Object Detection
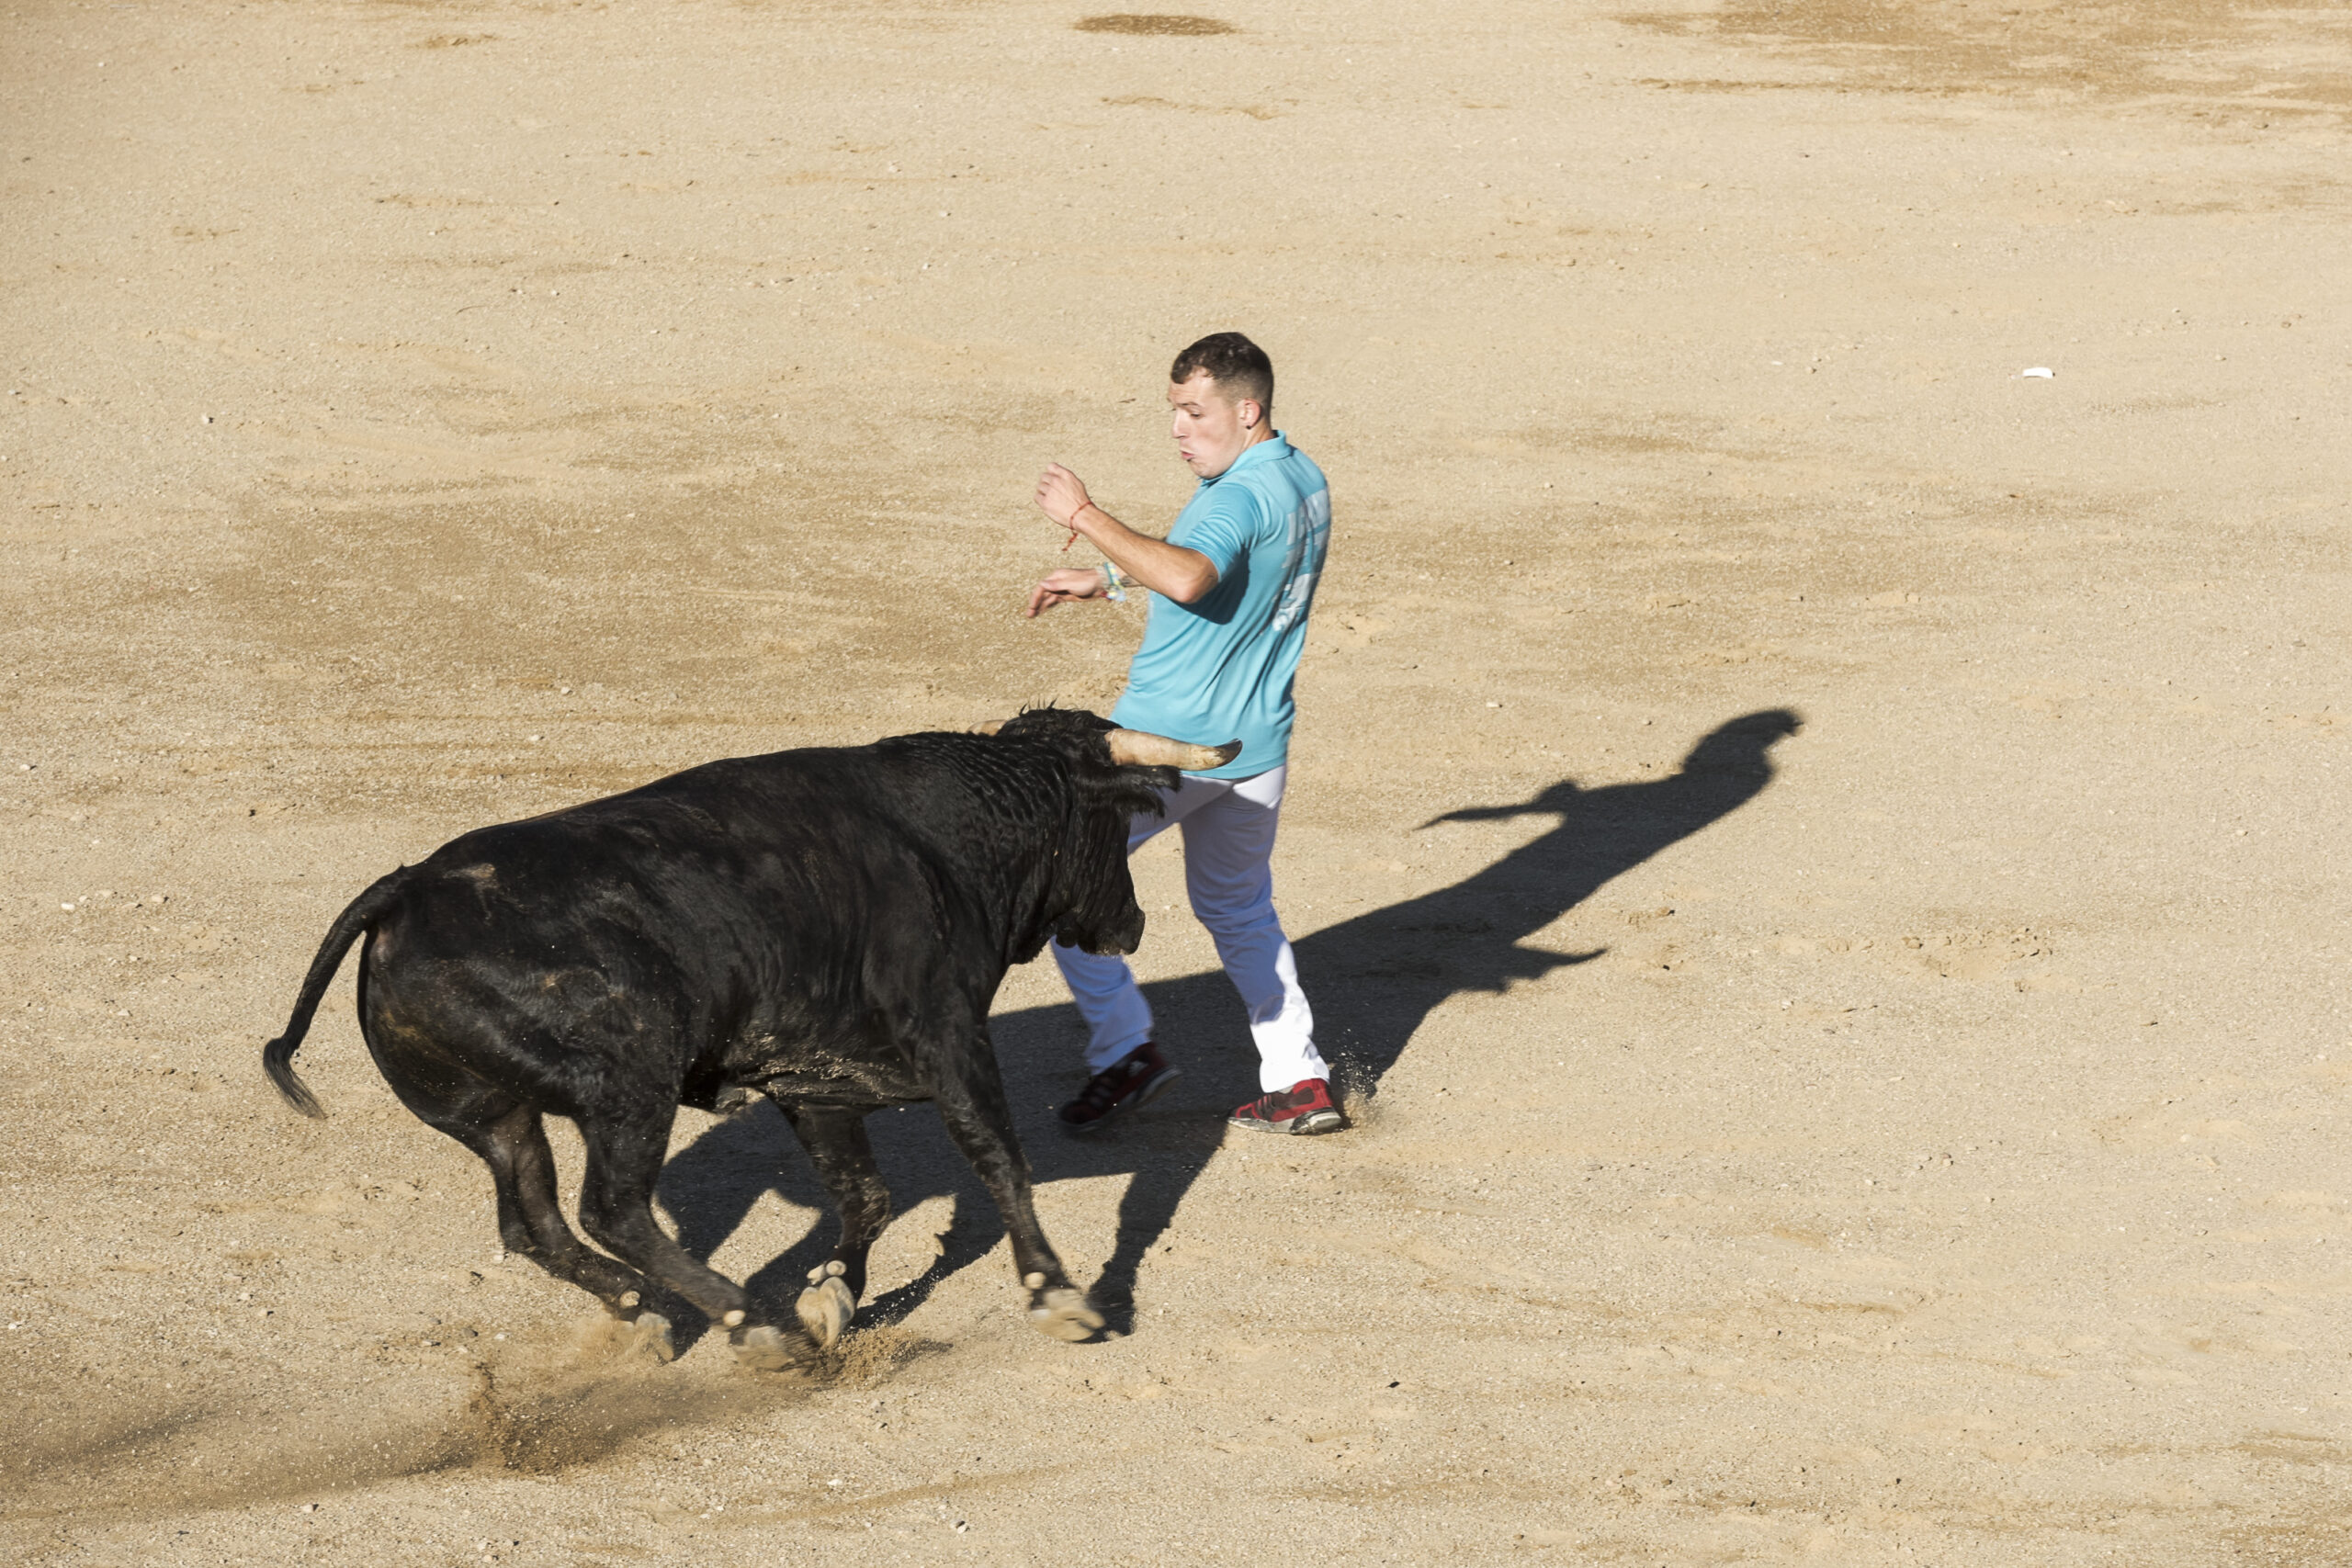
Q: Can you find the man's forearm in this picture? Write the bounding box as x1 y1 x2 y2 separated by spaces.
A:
1071 503 1217 603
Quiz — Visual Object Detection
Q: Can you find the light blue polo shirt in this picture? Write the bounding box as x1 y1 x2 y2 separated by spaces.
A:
1110 432 1329 781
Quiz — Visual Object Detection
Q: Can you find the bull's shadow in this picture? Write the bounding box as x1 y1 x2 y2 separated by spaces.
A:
659 708 1800 1334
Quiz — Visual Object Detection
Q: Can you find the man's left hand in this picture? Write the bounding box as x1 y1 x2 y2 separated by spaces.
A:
1025 567 1107 618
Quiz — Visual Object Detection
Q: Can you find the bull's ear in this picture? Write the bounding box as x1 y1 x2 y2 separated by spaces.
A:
1105 730 1240 771
970 719 1010 737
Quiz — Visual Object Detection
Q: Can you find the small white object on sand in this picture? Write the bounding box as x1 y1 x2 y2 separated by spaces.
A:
2021 367 2056 378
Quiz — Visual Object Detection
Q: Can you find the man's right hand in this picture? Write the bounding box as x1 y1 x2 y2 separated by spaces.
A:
1025 567 1108 618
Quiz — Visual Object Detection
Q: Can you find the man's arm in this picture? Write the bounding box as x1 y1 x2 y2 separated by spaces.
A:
1034 464 1219 605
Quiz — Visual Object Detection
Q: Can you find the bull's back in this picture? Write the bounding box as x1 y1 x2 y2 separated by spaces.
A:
358 763 958 1082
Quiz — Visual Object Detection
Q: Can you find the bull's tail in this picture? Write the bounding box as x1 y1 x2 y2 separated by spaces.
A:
262 867 411 1120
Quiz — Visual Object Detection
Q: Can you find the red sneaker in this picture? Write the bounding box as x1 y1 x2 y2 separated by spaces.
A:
1058 1043 1182 1133
1227 1078 1345 1135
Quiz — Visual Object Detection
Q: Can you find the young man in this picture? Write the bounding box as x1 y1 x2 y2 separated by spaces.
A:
1024 332 1340 1136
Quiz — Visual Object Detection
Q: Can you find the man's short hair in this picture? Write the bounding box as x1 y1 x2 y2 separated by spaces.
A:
1170 332 1273 413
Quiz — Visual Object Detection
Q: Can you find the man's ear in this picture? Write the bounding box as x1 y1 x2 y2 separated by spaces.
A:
1238 399 1263 430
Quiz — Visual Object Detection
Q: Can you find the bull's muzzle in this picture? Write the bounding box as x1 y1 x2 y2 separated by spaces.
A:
1089 905 1148 957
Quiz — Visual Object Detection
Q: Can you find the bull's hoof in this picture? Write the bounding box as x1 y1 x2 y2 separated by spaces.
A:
1026 1287 1105 1343
627 1312 677 1365
797 1262 856 1350
733 1324 808 1373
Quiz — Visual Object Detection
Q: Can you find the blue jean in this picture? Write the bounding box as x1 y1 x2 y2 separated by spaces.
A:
1051 765 1328 1092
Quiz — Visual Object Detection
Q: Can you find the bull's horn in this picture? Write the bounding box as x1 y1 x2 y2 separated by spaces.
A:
1106 729 1243 771
970 719 1009 737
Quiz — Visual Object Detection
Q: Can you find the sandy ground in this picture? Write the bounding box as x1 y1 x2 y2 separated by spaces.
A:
5 0 2351 1562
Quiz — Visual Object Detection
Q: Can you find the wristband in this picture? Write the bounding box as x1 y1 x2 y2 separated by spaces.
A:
1099 562 1126 603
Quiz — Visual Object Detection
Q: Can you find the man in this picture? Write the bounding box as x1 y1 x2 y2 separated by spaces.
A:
1024 332 1340 1136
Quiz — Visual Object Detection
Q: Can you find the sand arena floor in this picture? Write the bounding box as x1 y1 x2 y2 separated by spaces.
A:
3 0 2349 1562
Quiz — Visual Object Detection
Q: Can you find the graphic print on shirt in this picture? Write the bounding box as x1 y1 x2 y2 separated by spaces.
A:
1268 488 1331 637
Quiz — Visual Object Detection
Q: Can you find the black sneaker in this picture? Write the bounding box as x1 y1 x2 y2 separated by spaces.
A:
1227 1077 1345 1135
1058 1043 1182 1133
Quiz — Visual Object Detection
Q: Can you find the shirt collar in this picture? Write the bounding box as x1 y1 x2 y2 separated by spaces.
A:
1203 430 1289 484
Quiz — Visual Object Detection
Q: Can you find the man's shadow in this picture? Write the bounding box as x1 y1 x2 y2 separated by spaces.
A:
658 708 1801 1335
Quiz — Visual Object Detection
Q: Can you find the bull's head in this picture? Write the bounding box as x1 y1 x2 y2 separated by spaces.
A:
978 709 1241 958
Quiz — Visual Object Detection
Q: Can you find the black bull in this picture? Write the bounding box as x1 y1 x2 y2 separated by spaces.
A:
262 707 1231 1367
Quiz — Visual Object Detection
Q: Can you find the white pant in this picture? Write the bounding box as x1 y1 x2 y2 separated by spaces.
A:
1052 765 1329 1093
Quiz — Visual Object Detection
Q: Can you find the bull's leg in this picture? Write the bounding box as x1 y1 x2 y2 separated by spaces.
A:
573 1111 805 1371
774 1101 891 1350
931 1040 1105 1343
433 1104 675 1363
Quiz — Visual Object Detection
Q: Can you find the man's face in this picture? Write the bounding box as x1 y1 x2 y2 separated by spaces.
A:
1168 372 1261 479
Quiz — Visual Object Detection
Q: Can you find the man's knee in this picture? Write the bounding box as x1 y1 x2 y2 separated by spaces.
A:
1193 896 1281 939
1185 869 1279 921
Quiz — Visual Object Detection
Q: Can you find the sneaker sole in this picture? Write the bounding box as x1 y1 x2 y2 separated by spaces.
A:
1227 1106 1345 1136
1061 1066 1182 1134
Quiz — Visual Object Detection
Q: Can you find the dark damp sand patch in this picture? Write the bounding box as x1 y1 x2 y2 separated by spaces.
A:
1074 15 1238 37
1619 0 2352 122
1102 94 1284 119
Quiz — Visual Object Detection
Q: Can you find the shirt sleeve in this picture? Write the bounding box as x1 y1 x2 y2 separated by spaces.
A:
1170 485 1263 582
